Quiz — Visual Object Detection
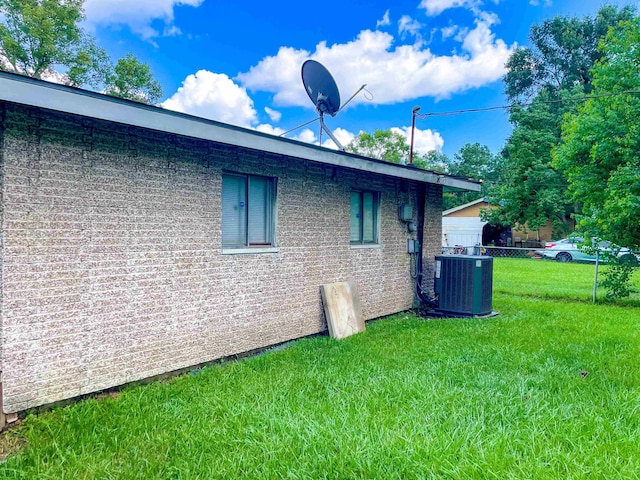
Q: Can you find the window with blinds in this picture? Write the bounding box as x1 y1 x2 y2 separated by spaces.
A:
350 190 380 244
222 173 276 248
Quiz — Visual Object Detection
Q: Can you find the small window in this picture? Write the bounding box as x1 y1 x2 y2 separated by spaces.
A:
222 173 276 248
350 190 380 244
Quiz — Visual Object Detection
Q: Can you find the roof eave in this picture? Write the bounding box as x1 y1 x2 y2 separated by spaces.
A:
0 72 481 192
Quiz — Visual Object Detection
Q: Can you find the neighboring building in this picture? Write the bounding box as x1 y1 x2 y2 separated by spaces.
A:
442 198 490 247
0 72 479 424
442 198 561 248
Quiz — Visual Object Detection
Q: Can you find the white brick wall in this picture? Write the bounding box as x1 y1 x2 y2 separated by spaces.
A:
0 105 442 413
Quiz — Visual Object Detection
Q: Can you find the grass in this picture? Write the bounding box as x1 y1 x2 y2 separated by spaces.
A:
493 257 640 305
1 259 639 479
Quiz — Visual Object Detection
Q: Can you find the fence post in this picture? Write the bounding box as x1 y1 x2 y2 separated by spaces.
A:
593 251 600 303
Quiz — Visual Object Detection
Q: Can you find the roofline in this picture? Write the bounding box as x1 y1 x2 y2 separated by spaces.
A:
0 72 480 192
442 197 489 216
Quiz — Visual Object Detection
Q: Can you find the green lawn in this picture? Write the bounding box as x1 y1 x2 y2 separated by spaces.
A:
1 259 639 479
493 257 640 305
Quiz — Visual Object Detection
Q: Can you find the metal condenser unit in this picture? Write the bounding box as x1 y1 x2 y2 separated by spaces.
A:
434 255 493 316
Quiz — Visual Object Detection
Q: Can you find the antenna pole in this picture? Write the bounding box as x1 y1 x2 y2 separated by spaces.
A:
409 106 421 167
279 117 319 137
319 114 344 151
337 84 367 113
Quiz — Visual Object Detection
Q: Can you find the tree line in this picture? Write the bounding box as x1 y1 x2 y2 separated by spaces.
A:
346 5 639 297
0 0 162 103
345 132 501 211
348 6 639 255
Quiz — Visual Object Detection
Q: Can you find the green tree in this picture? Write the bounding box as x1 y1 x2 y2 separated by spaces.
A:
554 18 640 252
443 143 501 210
504 5 635 102
0 0 162 103
346 128 451 172
484 91 576 233
105 53 163 104
489 5 634 236
346 131 500 211
448 143 500 180
414 149 448 172
443 142 502 210
345 129 410 164
0 0 108 86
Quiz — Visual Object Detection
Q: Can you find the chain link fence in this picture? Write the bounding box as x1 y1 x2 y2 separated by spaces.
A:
441 244 639 305
441 245 639 263
441 245 542 258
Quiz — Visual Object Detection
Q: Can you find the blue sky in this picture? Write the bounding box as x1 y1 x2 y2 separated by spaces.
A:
83 0 638 157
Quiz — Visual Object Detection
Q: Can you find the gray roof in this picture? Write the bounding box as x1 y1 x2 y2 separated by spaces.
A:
0 71 480 192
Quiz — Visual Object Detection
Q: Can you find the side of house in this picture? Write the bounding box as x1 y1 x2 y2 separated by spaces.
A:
0 72 478 420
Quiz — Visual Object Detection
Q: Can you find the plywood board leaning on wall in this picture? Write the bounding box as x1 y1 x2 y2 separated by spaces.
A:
320 281 365 339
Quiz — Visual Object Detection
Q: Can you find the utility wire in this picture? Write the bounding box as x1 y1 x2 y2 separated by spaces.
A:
415 89 640 119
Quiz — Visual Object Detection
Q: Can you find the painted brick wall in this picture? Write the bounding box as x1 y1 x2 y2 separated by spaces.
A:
0 105 441 413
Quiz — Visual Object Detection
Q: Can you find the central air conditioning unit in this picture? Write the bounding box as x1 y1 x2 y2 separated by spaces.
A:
434 255 493 316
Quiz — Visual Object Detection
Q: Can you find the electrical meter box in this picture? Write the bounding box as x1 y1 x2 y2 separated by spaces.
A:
407 239 419 253
434 255 493 315
399 205 413 222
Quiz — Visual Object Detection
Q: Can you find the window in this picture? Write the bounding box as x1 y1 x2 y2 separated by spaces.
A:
350 190 380 244
222 173 276 248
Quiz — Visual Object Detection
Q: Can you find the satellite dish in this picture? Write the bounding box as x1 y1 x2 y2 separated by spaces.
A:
302 60 341 117
301 59 344 150
280 60 367 149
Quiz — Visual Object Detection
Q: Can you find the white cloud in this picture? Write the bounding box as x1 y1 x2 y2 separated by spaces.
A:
163 25 182 36
391 126 444 155
264 107 282 123
250 124 342 147
462 11 499 54
291 128 319 144
279 124 442 155
529 0 552 6
254 122 437 156
419 0 479 16
237 45 310 107
376 9 391 28
161 69 353 147
419 0 506 15
277 125 355 150
161 70 258 128
454 27 470 43
322 128 356 150
83 0 204 39
255 124 285 136
398 15 423 40
280 124 437 157
441 25 459 39
40 69 69 85
237 15 514 107
161 67 443 157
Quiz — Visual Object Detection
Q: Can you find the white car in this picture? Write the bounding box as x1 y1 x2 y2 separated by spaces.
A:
541 237 639 265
